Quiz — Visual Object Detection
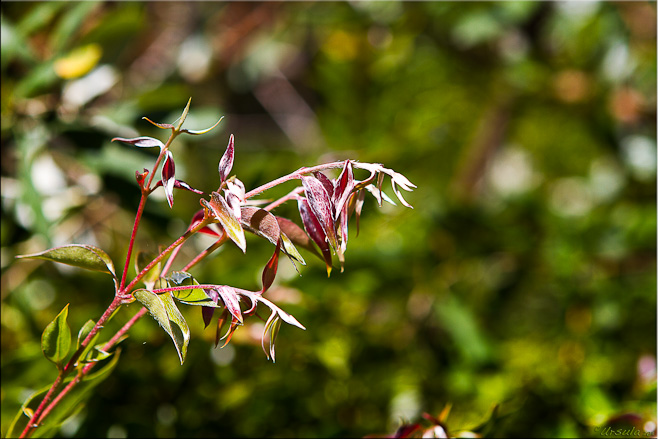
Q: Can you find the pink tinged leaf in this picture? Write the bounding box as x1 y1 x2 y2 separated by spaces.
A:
333 160 355 222
226 178 245 202
111 136 165 151
365 184 396 206
217 286 243 324
240 206 281 246
161 151 176 208
224 190 242 222
202 289 220 329
276 308 306 330
352 190 366 236
136 168 148 187
218 134 234 184
154 178 204 195
261 239 281 294
298 198 333 276
201 192 246 252
301 175 338 252
391 178 413 208
313 171 334 201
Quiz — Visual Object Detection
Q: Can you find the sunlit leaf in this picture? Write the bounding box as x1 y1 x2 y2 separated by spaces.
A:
164 271 220 306
176 97 192 131
240 206 280 245
159 292 190 363
132 289 186 364
216 286 243 324
276 216 319 262
202 192 246 252
41 304 71 368
181 115 224 135
17 244 116 278
301 175 338 252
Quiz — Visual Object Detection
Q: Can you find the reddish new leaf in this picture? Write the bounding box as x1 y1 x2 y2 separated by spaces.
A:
218 134 234 184
301 175 338 252
202 288 220 329
333 160 354 222
313 171 334 201
111 136 165 151
161 151 176 208
261 239 281 293
298 198 333 276
217 286 243 324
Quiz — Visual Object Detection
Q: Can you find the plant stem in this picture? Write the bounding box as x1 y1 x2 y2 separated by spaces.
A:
244 161 346 200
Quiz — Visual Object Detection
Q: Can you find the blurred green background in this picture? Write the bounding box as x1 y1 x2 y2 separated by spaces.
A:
1 2 656 438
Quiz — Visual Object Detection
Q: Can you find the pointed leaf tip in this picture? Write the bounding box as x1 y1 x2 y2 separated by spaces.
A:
218 134 235 184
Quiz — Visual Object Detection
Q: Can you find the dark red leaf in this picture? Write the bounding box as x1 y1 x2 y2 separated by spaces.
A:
217 285 243 324
188 209 222 237
313 171 334 201
202 288 220 328
333 160 354 222
154 178 204 195
298 198 333 276
261 239 281 293
218 134 234 184
161 151 176 208
135 168 148 188
301 175 338 252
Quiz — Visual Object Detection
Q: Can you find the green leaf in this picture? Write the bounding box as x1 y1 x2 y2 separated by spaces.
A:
163 271 218 306
6 349 121 438
41 304 71 368
133 289 188 364
135 251 161 289
75 319 99 366
160 293 190 362
17 244 116 278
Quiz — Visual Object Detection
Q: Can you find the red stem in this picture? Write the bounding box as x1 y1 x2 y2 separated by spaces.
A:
244 161 346 200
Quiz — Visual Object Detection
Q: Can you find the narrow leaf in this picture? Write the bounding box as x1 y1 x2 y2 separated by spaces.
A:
176 97 192 131
261 239 281 293
142 117 174 130
111 136 165 151
240 206 280 245
181 115 224 135
217 286 243 324
161 150 176 208
280 232 306 266
202 192 246 252
218 134 234 184
160 292 190 363
41 304 71 368
17 244 116 278
202 288 220 328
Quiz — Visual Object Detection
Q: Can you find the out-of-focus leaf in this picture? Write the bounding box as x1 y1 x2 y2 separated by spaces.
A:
17 244 116 278
6 349 121 439
301 175 338 251
202 192 246 252
132 289 187 364
41 304 71 368
218 134 234 184
333 160 355 220
53 43 102 79
135 251 161 290
161 150 176 208
75 319 100 366
298 198 333 276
